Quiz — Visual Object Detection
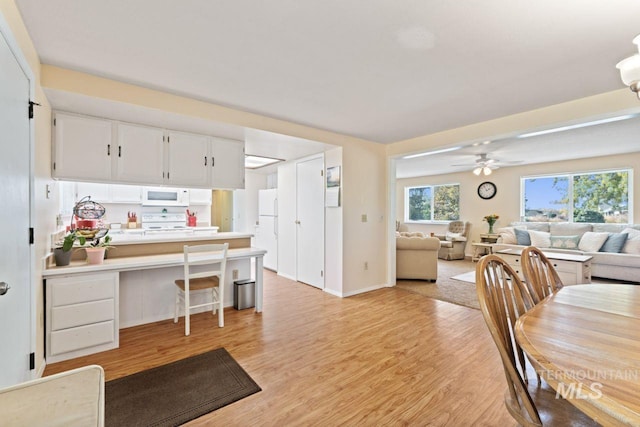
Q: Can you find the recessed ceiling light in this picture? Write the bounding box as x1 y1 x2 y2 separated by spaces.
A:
245 154 284 169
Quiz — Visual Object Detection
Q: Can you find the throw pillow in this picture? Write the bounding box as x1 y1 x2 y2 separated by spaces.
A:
497 227 517 244
514 228 531 245
549 235 580 249
600 233 628 253
622 228 640 254
445 231 463 241
528 230 551 248
578 232 609 253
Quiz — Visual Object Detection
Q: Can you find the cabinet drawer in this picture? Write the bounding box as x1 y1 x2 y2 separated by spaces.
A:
51 299 114 331
50 321 115 356
549 260 576 274
49 273 116 306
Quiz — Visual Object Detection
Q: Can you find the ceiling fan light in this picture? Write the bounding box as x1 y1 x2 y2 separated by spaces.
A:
616 54 640 86
483 166 492 175
473 167 482 176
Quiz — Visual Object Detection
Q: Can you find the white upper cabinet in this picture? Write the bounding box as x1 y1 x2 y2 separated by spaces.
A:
210 137 245 189
53 113 113 181
115 123 165 185
52 112 245 189
166 131 209 187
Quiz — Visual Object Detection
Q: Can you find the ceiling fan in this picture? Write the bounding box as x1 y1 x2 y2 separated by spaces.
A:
452 153 522 175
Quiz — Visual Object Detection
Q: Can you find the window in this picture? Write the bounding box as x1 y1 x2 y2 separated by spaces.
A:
522 169 631 223
405 184 460 222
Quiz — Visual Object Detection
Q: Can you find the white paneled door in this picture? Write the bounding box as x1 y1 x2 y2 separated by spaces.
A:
0 28 32 387
296 156 325 289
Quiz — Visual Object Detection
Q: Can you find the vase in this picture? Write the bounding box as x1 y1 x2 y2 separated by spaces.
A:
53 248 72 266
488 224 495 234
85 247 106 265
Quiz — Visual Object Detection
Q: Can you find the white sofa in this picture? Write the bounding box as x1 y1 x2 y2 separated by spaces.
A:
493 222 640 283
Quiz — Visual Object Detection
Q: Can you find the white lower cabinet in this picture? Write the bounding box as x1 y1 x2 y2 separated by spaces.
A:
46 272 119 363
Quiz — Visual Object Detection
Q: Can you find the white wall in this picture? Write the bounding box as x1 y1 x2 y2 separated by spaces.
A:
396 152 640 256
342 142 388 296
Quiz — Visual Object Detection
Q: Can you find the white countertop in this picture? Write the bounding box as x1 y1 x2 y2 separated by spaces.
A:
43 247 266 277
105 230 252 245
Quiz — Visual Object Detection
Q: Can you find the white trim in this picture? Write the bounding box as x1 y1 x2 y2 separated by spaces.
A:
341 283 388 298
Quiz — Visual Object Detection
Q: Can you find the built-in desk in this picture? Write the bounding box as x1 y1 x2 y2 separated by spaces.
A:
43 246 266 363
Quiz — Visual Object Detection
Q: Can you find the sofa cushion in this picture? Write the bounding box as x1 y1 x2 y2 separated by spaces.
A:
593 223 630 233
396 236 441 250
578 232 609 252
528 230 551 248
398 231 424 238
549 222 592 238
600 233 628 253
622 228 640 254
514 228 531 245
549 235 581 249
511 222 550 232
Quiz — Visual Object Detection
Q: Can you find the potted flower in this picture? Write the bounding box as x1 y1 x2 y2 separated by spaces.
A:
84 233 114 265
483 214 499 234
53 231 86 266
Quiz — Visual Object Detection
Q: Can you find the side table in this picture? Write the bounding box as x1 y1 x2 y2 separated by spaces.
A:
479 233 500 243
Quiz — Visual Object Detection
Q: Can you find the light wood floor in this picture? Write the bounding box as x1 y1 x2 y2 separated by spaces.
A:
44 270 515 426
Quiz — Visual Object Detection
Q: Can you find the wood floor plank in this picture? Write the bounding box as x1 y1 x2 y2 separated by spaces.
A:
44 270 515 426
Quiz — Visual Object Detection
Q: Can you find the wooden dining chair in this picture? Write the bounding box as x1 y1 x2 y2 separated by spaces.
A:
174 243 228 336
521 246 563 304
476 255 598 426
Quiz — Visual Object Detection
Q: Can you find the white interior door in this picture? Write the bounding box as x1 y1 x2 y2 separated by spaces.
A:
0 29 32 387
296 156 324 289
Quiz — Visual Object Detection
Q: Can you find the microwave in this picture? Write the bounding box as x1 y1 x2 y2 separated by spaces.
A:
142 187 190 207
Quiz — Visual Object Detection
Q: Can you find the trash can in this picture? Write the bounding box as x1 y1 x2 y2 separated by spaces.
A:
234 279 255 310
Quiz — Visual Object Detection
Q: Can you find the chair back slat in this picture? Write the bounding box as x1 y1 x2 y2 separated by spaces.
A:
521 246 563 304
183 244 228 282
476 255 541 426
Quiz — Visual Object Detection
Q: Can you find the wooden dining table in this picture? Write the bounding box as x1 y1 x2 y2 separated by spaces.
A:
515 284 640 426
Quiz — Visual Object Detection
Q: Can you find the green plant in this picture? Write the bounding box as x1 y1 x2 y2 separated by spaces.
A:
56 231 86 252
88 233 114 250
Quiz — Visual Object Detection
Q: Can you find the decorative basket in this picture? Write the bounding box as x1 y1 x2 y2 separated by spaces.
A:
73 196 106 219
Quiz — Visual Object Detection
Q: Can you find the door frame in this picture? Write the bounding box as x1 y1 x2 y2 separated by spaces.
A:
0 10 37 379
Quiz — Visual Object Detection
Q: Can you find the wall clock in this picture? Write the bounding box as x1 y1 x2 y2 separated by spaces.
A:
477 181 497 200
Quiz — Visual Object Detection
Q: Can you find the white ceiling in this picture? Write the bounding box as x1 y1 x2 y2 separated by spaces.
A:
14 0 640 175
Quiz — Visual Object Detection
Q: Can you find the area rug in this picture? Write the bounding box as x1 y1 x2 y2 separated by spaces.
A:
105 348 261 427
395 259 480 310
451 271 476 283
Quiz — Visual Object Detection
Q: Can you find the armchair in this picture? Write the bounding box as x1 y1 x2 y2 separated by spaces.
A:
396 233 441 281
435 221 471 260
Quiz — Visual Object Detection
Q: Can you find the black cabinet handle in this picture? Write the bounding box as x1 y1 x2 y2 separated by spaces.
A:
118 146 122 157
204 156 207 166
107 144 111 156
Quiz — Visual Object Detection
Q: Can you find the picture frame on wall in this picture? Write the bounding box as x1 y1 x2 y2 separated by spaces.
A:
327 166 341 188
326 166 340 207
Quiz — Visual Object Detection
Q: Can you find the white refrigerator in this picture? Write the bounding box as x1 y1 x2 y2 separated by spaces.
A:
256 188 278 271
